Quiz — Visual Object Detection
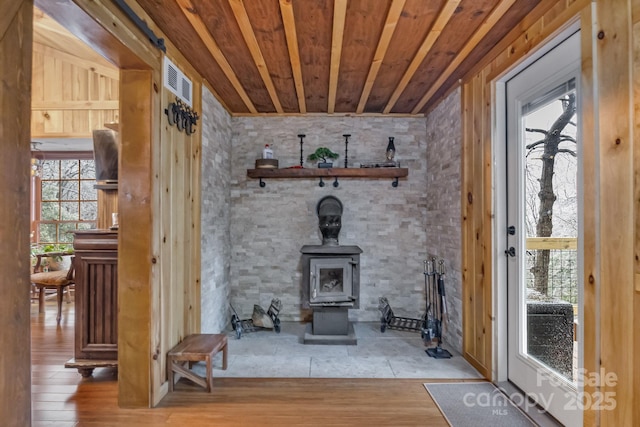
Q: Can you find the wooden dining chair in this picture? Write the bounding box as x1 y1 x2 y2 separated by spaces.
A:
30 257 75 323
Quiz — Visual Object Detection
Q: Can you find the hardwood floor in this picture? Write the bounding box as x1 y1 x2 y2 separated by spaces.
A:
31 301 461 426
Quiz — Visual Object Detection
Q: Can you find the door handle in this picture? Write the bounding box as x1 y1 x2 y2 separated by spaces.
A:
505 247 516 257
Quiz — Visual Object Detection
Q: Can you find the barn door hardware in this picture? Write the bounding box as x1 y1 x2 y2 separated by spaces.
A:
114 0 166 52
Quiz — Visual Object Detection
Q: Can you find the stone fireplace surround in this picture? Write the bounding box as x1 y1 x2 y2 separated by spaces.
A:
201 85 463 354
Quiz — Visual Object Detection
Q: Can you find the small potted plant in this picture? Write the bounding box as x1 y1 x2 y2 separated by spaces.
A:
307 147 339 168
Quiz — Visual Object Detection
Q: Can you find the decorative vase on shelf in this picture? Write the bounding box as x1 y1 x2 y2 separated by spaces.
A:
385 137 396 161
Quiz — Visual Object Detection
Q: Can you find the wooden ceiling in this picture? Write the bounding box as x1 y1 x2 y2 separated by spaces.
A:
33 7 118 74
133 0 542 116
34 0 545 116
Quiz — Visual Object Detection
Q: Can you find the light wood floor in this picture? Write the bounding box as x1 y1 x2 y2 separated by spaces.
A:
31 301 475 426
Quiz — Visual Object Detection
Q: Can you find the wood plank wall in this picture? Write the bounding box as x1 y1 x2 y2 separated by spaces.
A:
460 0 590 380
0 1 33 425
461 0 640 425
35 0 205 407
30 42 119 139
153 80 202 405
595 1 635 426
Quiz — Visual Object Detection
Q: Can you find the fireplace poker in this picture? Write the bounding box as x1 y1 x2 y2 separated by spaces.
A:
426 259 452 359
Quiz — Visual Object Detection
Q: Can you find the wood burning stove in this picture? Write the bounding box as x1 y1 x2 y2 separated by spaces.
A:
301 245 362 344
301 196 362 344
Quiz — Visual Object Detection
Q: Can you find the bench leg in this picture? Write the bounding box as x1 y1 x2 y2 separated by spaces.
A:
167 357 174 392
222 342 228 370
206 356 212 392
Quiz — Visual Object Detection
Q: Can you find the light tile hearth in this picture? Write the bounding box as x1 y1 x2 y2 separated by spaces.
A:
197 322 482 379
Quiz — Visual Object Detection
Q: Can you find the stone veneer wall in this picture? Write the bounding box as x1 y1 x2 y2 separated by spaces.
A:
230 116 428 321
424 87 463 353
200 86 233 332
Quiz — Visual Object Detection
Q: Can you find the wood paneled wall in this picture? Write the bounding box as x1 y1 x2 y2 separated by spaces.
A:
152 80 202 405
31 42 119 138
461 0 589 381
461 0 640 425
33 0 203 408
0 1 33 425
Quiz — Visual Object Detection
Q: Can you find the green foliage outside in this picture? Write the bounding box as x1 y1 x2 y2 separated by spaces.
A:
37 159 97 245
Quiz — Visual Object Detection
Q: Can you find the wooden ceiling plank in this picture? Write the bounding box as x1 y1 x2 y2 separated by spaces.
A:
175 0 257 114
383 0 460 114
411 0 516 113
279 0 306 114
32 100 119 110
328 0 348 114
228 0 283 113
356 0 406 114
32 43 119 80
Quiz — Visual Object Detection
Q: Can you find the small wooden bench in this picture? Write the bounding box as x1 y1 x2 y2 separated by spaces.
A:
167 334 228 392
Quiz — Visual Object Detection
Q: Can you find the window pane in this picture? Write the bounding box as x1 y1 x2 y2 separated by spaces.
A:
60 202 79 220
41 202 59 220
80 181 97 200
38 223 57 244
60 160 79 179
41 181 60 201
80 201 97 220
59 223 76 243
77 222 95 230
41 161 59 179
60 180 79 201
80 160 96 179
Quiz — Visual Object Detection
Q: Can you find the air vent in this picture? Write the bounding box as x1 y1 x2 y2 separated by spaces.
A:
163 56 193 107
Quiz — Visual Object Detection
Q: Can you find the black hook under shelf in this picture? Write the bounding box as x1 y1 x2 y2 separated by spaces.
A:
259 178 266 188
333 177 339 188
392 177 399 187
318 177 325 187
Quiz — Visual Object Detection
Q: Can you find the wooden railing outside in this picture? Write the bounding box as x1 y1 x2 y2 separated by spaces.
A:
525 237 578 304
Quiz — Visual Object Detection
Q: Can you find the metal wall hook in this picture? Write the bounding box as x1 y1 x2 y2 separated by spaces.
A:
318 177 325 187
259 178 266 188
392 177 399 187
333 177 339 187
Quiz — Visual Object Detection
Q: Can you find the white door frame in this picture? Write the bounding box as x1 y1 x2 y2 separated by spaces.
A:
492 21 584 426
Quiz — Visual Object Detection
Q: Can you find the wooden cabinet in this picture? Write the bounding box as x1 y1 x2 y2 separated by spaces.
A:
66 230 118 377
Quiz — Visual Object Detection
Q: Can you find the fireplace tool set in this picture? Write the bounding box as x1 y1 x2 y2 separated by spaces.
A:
230 298 282 339
378 258 452 358
424 259 452 358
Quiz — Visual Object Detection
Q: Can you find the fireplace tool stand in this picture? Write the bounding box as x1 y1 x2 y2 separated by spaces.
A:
425 259 452 359
230 298 282 339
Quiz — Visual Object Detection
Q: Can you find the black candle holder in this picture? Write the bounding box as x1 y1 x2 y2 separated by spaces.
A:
343 134 351 168
298 134 306 167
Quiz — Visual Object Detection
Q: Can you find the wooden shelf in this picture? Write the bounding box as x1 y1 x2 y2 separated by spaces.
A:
247 167 408 187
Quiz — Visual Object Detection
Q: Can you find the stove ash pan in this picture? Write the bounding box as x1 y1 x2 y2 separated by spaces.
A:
301 245 362 310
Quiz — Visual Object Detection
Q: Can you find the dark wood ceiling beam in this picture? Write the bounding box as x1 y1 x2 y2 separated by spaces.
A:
279 0 305 113
175 0 257 114
356 0 406 114
383 0 460 114
411 0 516 114
229 0 283 113
328 0 348 114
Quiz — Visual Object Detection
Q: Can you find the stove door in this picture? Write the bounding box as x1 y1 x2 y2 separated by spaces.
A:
309 257 354 305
